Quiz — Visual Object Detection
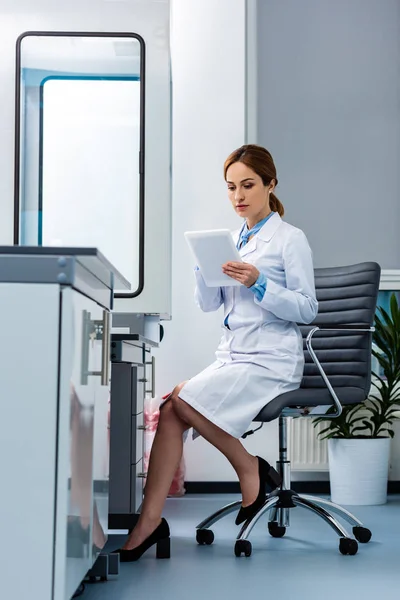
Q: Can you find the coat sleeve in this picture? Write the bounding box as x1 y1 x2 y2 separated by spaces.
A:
194 268 223 312
254 229 318 324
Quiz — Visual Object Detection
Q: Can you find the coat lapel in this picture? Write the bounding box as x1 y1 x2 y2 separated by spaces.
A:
257 212 282 242
239 234 257 258
234 213 283 258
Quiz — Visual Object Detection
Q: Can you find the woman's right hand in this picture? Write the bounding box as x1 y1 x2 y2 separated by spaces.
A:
222 261 259 287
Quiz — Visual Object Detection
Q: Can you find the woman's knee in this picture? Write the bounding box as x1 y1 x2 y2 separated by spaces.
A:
171 380 188 399
159 391 189 431
167 381 191 422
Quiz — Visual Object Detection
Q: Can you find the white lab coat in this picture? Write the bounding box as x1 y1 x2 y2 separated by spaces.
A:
179 213 318 438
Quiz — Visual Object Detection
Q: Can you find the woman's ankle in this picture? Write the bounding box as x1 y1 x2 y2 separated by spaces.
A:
136 514 162 531
238 455 260 506
236 453 258 481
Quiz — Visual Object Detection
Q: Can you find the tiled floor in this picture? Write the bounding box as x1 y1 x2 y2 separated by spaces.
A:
82 494 399 600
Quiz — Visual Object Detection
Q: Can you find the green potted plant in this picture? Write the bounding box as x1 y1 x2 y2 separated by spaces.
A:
313 293 400 505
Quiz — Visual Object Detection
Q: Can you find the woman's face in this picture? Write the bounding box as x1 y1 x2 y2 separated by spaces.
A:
226 161 274 226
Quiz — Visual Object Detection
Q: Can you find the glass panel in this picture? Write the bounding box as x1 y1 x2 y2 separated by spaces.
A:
16 33 144 295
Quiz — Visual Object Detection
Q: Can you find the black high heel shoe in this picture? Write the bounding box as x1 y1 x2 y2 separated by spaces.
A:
113 518 171 562
235 456 282 525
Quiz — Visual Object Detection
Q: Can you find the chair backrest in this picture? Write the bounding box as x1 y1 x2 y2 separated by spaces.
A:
300 262 381 398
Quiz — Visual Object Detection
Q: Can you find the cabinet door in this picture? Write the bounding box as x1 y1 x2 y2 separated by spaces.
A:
56 289 97 600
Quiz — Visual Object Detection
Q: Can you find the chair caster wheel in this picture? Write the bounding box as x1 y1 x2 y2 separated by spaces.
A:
196 529 214 545
352 526 372 543
339 537 358 555
234 540 252 557
268 521 286 538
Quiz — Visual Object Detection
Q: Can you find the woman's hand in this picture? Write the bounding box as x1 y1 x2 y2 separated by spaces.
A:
222 261 259 287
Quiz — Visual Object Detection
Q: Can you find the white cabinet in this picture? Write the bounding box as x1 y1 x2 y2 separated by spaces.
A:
0 247 127 600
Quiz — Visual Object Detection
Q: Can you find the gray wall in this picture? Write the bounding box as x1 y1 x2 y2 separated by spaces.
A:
257 0 400 269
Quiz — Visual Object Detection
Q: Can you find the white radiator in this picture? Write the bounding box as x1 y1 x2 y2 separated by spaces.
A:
289 417 329 471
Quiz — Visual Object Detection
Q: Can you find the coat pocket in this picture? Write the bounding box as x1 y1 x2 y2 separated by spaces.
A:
257 328 300 356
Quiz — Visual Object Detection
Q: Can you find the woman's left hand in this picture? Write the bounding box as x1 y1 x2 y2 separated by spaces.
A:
222 261 259 287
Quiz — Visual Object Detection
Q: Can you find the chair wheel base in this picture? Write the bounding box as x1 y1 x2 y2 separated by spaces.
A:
234 540 252 557
196 529 214 545
268 521 286 538
339 537 358 555
352 526 372 543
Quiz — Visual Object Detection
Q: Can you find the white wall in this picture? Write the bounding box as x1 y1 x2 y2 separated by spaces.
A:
154 0 280 482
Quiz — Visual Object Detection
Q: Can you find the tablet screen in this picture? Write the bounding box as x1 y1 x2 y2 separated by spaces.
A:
184 229 243 287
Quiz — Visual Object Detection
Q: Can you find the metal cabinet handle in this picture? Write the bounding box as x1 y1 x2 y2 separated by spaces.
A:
137 425 148 431
101 310 111 386
137 472 148 478
144 356 156 396
81 310 111 386
80 310 91 385
151 356 155 396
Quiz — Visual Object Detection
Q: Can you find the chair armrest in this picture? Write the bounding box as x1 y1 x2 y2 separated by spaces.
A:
305 325 374 417
314 325 375 332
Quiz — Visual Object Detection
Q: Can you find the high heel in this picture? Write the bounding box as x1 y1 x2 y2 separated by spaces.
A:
156 536 171 559
235 456 282 525
113 518 171 562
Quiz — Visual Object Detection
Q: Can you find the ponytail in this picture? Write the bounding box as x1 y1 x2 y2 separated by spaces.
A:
270 192 284 217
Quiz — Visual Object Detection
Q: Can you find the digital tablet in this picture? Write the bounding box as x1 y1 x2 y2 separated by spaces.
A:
184 229 243 287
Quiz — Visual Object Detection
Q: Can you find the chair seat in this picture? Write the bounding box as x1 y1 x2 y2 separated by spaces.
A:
254 386 365 422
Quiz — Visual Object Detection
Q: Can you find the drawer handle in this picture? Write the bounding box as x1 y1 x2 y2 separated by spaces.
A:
137 472 148 478
145 356 156 397
137 425 148 431
138 378 148 383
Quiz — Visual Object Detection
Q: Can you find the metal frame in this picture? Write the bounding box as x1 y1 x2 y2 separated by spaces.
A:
196 324 375 553
14 31 146 299
283 325 374 418
196 416 369 549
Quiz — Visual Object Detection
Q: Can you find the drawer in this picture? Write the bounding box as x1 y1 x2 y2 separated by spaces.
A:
131 412 145 465
130 459 145 513
132 365 145 415
111 340 144 364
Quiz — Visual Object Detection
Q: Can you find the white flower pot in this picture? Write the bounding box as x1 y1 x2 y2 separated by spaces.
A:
328 437 391 505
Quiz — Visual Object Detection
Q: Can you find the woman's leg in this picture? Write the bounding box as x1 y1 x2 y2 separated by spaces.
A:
170 390 259 507
122 392 189 550
122 382 259 551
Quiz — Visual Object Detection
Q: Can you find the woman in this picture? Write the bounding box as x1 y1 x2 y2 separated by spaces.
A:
115 144 318 561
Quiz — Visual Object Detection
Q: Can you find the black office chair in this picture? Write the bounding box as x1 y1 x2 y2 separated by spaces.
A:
195 262 381 557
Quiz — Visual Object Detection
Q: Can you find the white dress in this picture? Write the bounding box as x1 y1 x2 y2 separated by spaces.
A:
178 213 318 439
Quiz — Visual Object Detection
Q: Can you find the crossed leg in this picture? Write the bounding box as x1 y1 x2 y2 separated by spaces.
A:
122 382 259 550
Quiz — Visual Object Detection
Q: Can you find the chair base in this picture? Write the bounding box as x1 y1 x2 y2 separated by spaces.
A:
196 489 372 557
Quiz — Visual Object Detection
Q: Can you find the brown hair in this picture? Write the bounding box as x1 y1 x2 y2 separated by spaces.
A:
224 144 284 217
